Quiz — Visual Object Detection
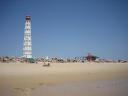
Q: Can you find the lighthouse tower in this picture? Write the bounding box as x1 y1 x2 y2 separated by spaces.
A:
23 16 32 58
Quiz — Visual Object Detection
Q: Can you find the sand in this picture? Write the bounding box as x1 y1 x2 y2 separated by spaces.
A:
0 62 128 96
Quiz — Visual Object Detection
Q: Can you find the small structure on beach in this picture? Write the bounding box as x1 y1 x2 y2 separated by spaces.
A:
86 53 98 62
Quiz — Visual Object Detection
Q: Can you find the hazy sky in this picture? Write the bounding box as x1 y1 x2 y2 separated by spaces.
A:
0 0 128 60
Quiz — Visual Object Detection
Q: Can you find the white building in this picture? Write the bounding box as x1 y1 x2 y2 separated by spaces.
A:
23 16 32 58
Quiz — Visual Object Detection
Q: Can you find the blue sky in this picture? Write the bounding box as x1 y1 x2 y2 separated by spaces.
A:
0 0 128 60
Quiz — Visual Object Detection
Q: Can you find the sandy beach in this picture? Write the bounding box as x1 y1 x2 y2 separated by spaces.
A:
0 62 128 96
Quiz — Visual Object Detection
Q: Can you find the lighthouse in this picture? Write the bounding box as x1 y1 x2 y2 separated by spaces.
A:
23 16 32 58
